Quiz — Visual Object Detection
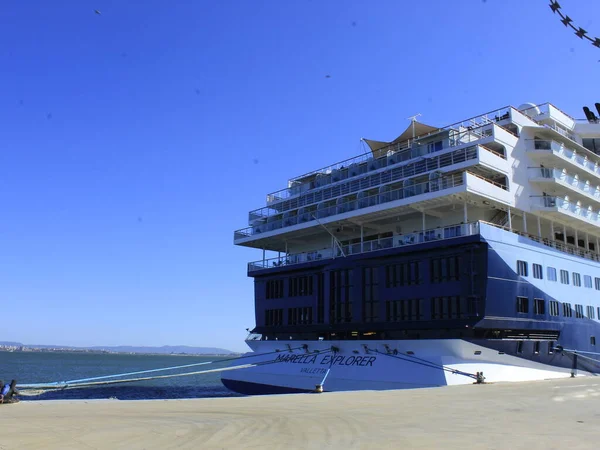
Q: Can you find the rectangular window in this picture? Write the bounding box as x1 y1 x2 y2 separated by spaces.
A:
516 296 529 314
560 270 569 285
287 307 313 325
547 267 557 282
584 275 593 289
575 304 584 318
330 269 353 324
288 276 313 297
595 277 600 291
266 279 284 299
563 302 573 318
386 299 423 321
516 341 523 354
532 263 543 279
430 256 460 283
549 300 560 316
534 298 545 315
430 296 465 320
386 261 422 287
587 306 596 320
548 341 554 354
573 272 581 287
517 260 528 277
362 267 379 323
265 309 283 326
592 336 597 346
534 341 540 354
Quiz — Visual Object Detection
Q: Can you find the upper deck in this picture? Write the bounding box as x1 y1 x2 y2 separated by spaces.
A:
234 102 600 267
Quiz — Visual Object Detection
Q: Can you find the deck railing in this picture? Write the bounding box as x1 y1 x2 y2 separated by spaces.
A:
253 144 504 221
247 223 479 271
248 220 600 272
529 167 600 201
528 140 600 177
235 172 467 240
530 195 600 224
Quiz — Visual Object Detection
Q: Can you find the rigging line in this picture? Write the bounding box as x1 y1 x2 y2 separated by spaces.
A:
17 345 310 389
310 214 346 257
18 349 335 393
368 348 478 380
559 348 600 357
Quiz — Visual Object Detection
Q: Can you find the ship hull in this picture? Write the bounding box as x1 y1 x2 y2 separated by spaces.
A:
221 338 583 395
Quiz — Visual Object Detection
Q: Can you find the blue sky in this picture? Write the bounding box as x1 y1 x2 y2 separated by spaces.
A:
0 0 598 352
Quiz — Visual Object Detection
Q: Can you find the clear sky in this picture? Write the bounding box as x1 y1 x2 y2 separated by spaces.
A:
0 1 598 352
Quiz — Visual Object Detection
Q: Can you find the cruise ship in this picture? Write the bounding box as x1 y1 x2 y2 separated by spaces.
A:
222 102 600 394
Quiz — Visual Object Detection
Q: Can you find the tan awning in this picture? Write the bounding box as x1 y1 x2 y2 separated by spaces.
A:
364 122 440 157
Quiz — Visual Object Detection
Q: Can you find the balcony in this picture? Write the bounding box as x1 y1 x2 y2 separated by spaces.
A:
248 223 480 272
251 144 508 223
530 195 600 232
528 167 600 207
265 112 515 208
234 171 510 243
527 140 600 180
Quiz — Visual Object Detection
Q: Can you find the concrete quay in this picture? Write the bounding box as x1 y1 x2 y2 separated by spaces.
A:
2 377 600 449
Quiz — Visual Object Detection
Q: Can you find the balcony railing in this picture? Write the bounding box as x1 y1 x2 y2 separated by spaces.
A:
234 173 467 240
252 144 504 221
482 221 600 263
248 223 480 271
528 167 600 202
528 140 600 177
531 195 600 225
266 109 513 206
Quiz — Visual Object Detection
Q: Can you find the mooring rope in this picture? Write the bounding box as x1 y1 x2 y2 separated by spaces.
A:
18 346 309 390
367 348 479 380
17 347 334 396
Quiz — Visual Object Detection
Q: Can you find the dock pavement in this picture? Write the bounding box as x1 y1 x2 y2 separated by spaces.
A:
2 377 600 449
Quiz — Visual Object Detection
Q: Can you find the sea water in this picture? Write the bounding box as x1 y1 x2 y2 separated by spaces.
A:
0 351 242 400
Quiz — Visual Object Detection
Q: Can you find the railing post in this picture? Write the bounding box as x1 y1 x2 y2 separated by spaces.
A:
507 207 512 231
537 216 542 238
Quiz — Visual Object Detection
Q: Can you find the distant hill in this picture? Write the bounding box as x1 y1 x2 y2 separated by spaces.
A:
0 342 236 355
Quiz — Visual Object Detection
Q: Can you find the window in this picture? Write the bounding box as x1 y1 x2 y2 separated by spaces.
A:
330 269 353 324
362 267 379 323
584 275 592 288
595 277 600 291
547 267 557 282
587 306 596 320
575 304 584 318
548 341 554 354
430 296 468 319
563 302 573 317
288 307 313 325
549 300 560 316
573 272 581 287
532 263 543 279
592 336 597 346
560 270 569 285
516 296 529 314
265 309 283 326
430 256 460 283
386 261 421 287
534 298 545 315
517 260 528 277
386 299 423 321
266 279 284 299
516 341 523 353
288 276 313 297
534 341 540 354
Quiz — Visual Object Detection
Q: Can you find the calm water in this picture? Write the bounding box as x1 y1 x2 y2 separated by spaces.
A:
0 352 243 401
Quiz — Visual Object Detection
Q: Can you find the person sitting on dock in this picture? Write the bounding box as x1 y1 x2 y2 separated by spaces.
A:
0 380 19 404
